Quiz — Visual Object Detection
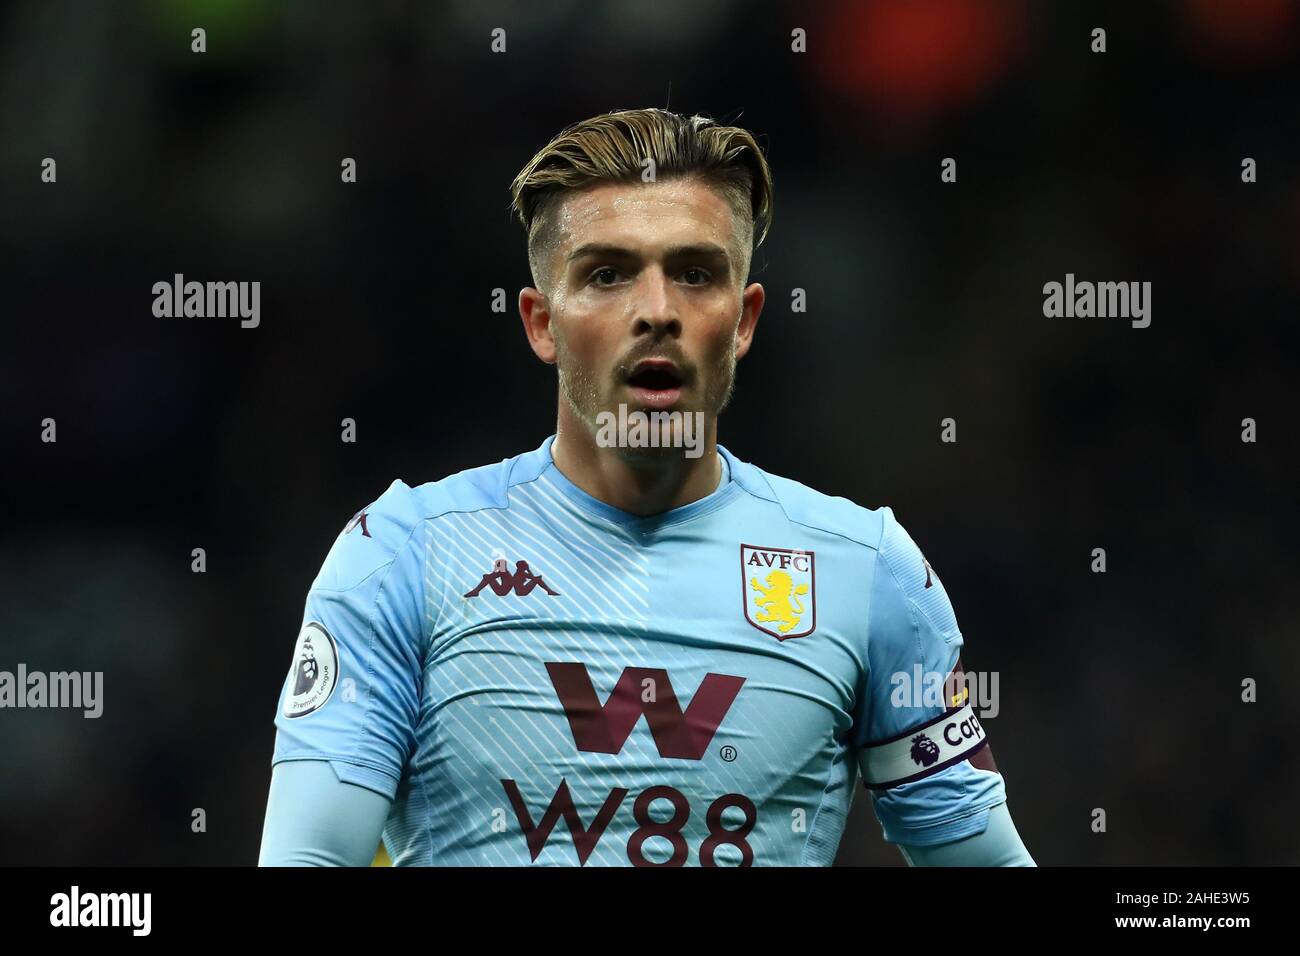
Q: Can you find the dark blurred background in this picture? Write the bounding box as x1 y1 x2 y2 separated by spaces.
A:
1 0 1296 866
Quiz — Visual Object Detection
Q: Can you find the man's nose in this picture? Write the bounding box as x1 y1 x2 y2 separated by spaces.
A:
631 266 681 338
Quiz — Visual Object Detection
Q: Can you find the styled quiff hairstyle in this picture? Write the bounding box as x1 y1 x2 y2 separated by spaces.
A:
509 108 774 295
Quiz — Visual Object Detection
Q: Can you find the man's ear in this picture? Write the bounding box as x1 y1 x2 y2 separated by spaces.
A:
734 282 764 361
518 287 557 365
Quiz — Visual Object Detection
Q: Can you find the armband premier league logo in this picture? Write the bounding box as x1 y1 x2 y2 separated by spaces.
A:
283 622 339 718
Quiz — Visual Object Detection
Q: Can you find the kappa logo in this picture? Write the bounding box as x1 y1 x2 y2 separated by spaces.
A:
283 622 339 719
464 556 560 598
741 544 816 640
345 509 371 537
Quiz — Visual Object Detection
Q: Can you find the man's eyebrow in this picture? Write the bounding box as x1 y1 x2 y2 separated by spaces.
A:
565 242 733 264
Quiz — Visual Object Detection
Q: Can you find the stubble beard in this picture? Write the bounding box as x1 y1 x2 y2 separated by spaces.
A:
555 333 739 465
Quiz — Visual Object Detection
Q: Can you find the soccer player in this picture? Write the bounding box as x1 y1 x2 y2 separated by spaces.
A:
258 108 1034 866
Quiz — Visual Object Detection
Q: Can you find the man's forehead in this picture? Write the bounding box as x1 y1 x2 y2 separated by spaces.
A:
552 178 736 251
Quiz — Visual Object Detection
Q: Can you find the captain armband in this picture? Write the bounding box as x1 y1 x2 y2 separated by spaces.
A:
860 701 991 790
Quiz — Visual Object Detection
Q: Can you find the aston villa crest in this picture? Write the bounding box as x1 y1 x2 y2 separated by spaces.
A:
741 544 816 641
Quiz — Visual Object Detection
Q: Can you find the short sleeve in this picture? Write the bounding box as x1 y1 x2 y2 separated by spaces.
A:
270 479 427 800
853 508 1007 846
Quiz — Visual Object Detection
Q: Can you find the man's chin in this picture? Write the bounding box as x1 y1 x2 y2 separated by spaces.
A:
610 442 699 467
589 399 712 462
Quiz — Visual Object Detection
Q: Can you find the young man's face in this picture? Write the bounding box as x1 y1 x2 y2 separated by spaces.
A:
521 175 764 454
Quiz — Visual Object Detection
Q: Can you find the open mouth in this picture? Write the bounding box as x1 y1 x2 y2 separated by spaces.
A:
626 360 685 408
628 363 683 390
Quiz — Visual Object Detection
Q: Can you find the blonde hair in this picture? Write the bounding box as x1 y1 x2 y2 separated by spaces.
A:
509 108 773 293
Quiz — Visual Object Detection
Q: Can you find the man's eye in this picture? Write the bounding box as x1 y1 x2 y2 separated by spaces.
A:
590 267 621 286
681 268 711 285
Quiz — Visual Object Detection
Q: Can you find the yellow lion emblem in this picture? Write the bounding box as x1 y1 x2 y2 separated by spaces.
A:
750 570 809 634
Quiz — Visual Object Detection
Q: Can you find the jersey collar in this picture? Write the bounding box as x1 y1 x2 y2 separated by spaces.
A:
533 434 742 534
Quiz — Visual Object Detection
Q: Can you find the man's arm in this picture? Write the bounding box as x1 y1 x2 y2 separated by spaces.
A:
262 480 427 863
899 801 1035 866
258 760 392 866
854 509 1030 862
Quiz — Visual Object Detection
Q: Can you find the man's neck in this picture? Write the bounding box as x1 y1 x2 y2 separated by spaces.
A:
550 412 723 518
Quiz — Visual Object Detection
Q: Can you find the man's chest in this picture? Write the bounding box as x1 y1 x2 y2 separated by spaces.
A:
407 530 873 863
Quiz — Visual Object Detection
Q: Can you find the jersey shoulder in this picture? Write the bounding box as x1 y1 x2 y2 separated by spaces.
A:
310 477 424 593
407 441 550 518
311 443 548 592
723 446 892 552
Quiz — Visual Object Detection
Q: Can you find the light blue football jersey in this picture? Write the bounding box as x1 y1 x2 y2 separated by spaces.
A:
270 435 1007 866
